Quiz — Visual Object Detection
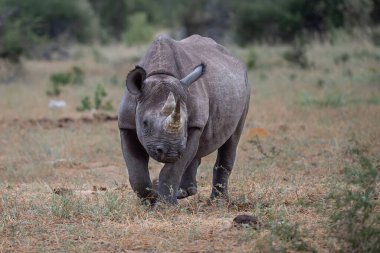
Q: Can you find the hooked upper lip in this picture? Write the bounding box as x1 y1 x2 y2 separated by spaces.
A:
148 148 181 163
151 154 179 163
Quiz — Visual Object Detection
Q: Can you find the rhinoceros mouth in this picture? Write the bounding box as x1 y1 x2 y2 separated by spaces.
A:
150 153 180 163
147 147 182 163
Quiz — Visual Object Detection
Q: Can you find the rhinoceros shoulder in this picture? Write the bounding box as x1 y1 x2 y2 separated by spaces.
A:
118 90 137 129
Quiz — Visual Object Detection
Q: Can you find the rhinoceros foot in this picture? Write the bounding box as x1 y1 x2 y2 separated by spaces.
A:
177 186 197 199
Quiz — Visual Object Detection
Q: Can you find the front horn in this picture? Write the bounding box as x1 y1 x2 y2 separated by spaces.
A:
164 99 182 133
161 92 176 115
180 63 205 88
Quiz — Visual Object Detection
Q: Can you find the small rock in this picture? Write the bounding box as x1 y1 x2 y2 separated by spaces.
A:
48 100 66 109
233 214 262 229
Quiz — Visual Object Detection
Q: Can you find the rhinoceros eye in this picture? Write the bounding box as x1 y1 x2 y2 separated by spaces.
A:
142 120 151 135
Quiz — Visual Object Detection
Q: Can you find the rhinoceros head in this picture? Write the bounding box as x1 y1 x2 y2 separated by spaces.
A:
126 64 204 163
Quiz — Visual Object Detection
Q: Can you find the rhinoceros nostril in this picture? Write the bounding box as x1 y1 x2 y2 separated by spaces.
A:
156 147 163 154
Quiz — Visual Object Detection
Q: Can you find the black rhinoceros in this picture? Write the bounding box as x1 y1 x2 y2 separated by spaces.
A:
118 35 250 204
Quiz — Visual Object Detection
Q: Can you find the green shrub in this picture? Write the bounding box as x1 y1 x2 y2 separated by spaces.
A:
46 72 71 96
50 73 72 86
50 194 86 219
88 0 127 41
334 53 351 64
329 141 380 253
76 84 113 112
299 93 345 107
283 45 310 69
71 66 85 85
246 49 258 70
123 12 154 46
0 0 98 62
0 14 41 63
94 84 107 110
372 27 380 47
76 96 92 112
110 75 119 85
231 0 376 45
46 66 85 96
269 219 313 251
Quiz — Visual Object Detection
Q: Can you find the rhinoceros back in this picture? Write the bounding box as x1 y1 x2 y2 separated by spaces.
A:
179 35 250 156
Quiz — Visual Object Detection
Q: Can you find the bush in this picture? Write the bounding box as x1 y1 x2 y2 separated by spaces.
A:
246 49 258 70
372 27 380 47
46 66 85 96
0 0 98 62
76 96 92 112
283 44 310 69
88 0 127 40
329 142 380 252
76 84 113 112
123 12 154 46
71 66 85 85
231 0 359 45
0 13 41 63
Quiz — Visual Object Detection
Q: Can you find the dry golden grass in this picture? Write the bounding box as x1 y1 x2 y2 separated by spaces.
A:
0 39 379 252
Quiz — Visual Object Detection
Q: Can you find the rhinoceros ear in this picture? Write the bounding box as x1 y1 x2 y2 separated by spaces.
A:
180 63 205 88
126 66 146 95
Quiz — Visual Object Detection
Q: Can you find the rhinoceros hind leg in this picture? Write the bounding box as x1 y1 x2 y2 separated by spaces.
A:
177 157 201 199
210 106 248 199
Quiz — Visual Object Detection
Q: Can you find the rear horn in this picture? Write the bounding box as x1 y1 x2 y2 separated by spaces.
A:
180 63 205 88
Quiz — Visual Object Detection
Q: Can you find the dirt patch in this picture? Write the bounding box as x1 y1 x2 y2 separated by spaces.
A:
0 112 117 129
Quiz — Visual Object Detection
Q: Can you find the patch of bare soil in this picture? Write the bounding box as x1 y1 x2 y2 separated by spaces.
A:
0 112 117 129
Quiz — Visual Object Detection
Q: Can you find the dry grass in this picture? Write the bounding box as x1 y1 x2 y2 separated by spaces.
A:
0 39 379 252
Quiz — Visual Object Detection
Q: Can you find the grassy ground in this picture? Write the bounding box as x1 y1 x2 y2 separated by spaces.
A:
0 39 379 252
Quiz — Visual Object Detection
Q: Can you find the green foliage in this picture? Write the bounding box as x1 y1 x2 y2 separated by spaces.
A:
299 93 345 107
71 66 85 85
334 53 351 64
248 203 315 251
110 75 119 86
123 12 154 46
76 84 113 112
1 0 380 62
46 66 85 96
102 192 128 220
1 0 96 41
371 0 380 24
50 194 86 219
231 0 373 45
246 49 258 70
372 27 380 47
269 219 313 251
0 0 97 62
0 13 41 62
50 73 72 86
329 141 380 253
46 72 70 96
94 84 107 110
76 96 92 112
88 0 128 41
283 45 311 69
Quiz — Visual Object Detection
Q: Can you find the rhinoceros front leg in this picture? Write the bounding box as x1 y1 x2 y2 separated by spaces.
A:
158 128 202 204
177 157 201 199
120 129 156 202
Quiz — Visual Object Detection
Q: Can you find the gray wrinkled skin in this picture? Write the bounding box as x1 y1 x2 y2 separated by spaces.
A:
118 35 250 204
